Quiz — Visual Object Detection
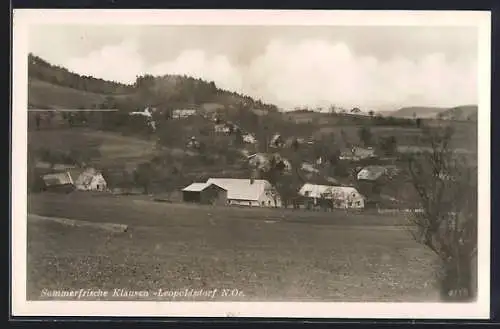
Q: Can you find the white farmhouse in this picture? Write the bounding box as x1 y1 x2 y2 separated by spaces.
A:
299 183 365 209
68 168 107 191
206 178 281 207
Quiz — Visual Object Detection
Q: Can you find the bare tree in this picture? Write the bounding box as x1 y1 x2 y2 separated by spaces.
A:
406 125 477 301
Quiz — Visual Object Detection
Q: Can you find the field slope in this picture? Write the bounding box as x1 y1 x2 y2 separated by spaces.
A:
27 193 441 302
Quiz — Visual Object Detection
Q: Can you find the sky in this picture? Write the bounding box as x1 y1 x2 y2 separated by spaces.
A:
29 25 478 111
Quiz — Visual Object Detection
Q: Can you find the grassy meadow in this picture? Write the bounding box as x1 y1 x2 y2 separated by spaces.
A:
27 192 441 302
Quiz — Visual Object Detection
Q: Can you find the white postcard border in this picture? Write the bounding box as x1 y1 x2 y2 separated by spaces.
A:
11 9 491 319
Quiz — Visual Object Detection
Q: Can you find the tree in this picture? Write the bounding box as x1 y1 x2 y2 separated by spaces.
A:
379 135 398 156
406 125 477 301
233 128 244 146
358 127 373 147
34 113 41 130
291 138 300 152
340 129 350 147
133 162 155 194
328 148 341 166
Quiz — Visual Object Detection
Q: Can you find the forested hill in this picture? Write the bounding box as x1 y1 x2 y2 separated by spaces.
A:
28 54 135 95
28 53 279 112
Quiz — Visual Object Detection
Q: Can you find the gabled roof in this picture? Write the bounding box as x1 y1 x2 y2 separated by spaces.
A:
42 172 73 186
206 178 273 201
299 183 363 199
298 183 333 198
357 165 387 181
67 168 84 182
181 182 226 192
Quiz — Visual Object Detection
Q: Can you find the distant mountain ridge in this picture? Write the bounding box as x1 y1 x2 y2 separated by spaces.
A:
382 105 478 121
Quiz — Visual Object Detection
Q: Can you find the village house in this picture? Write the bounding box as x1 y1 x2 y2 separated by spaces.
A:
41 171 75 192
35 161 77 171
357 165 400 181
181 182 228 205
298 183 365 209
172 108 197 119
214 123 232 134
252 108 268 116
301 162 320 174
205 178 282 207
130 107 154 118
248 153 292 173
68 167 108 191
41 167 107 192
340 146 377 161
186 136 201 149
242 133 257 144
129 107 156 131
357 165 387 181
269 133 285 148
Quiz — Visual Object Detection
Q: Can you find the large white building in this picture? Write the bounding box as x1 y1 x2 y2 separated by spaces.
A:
298 183 365 209
206 178 282 207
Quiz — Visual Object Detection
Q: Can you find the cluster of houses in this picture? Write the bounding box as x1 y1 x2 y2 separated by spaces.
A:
33 157 401 211
33 104 407 210
213 117 258 144
34 161 108 193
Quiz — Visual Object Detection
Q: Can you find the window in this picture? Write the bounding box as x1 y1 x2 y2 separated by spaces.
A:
268 201 271 206
304 191 310 197
261 201 265 206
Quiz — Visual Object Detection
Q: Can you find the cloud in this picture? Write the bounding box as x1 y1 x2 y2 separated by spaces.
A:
63 38 477 110
149 50 244 93
65 40 145 84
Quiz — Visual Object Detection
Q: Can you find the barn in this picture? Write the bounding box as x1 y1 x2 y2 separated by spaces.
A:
206 178 282 207
181 182 228 205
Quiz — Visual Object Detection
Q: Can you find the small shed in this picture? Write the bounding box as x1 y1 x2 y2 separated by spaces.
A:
181 182 228 205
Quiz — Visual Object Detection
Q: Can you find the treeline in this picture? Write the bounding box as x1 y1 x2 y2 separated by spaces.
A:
29 54 279 113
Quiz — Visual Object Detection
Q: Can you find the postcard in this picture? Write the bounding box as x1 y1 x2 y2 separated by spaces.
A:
11 9 491 319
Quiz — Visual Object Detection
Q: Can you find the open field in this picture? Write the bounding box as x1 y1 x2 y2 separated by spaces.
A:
28 128 165 167
27 192 441 302
28 79 112 109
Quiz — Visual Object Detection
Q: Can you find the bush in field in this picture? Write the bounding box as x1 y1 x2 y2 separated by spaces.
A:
133 162 156 194
379 135 398 156
358 127 373 147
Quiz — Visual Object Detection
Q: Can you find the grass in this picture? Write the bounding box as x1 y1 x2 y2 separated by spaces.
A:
28 128 164 168
28 79 111 109
27 192 441 302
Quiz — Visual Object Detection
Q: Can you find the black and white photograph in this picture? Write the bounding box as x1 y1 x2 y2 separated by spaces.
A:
12 10 490 318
